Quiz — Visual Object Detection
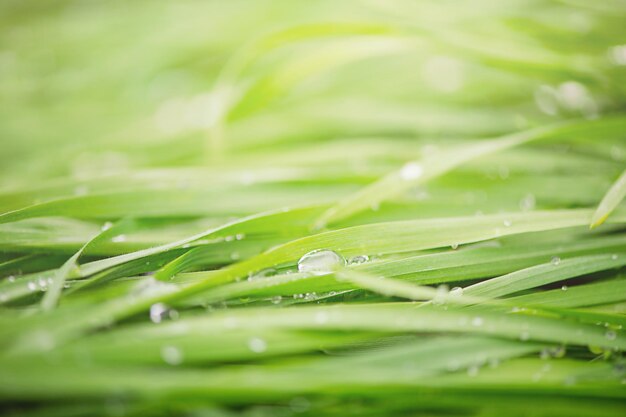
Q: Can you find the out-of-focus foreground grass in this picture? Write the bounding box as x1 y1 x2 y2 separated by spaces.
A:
0 1 626 416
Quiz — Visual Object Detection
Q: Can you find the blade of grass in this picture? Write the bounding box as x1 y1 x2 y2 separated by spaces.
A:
591 168 626 228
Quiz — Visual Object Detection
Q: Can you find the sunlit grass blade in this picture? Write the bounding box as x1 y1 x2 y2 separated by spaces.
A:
591 168 626 228
314 117 625 228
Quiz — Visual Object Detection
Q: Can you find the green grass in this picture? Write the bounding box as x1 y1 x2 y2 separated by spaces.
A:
1 0 626 416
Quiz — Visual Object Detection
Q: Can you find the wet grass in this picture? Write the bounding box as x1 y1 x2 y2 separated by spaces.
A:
0 1 625 416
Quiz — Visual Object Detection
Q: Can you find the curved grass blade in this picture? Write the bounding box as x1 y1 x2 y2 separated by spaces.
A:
463 254 626 299
591 168 626 228
314 117 626 228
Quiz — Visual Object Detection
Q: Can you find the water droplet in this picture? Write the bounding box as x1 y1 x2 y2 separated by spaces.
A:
433 285 449 305
112 235 127 243
289 397 311 413
271 295 282 305
611 254 618 260
557 81 598 118
38 277 48 290
564 376 576 386
224 235 235 242
150 303 177 323
551 256 561 266
605 330 617 341
472 317 484 327
400 162 424 181
541 346 566 359
230 251 240 261
248 268 276 281
348 255 369 265
297 249 345 276
467 365 479 377
304 292 317 301
161 345 183 365
248 337 267 353
519 194 536 211
449 287 463 297
503 219 512 227
450 243 459 250
101 221 113 231
235 233 245 240
27 282 37 291
7 275 15 283
29 330 56 351
608 45 626 66
610 146 625 162
561 285 568 291
588 345 606 355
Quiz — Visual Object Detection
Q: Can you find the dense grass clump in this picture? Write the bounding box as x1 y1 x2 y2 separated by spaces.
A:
1 1 625 416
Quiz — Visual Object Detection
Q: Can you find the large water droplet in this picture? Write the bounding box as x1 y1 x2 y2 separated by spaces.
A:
297 250 345 276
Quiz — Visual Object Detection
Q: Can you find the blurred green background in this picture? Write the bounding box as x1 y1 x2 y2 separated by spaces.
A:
1 0 624 187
